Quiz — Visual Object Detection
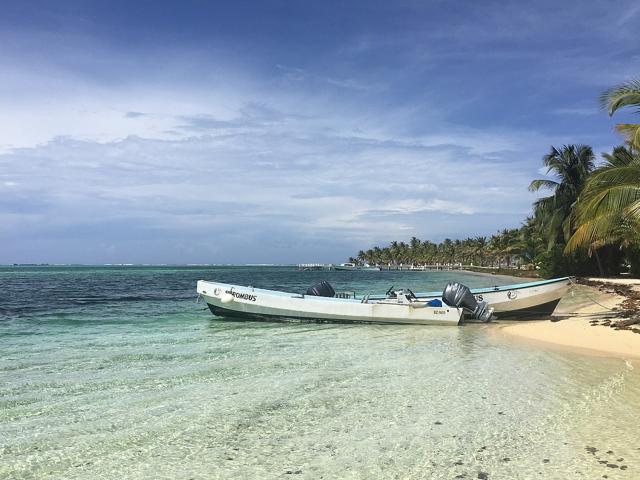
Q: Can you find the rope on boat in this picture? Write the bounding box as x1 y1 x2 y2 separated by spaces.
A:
497 311 618 319
499 280 619 318
551 312 619 318
568 277 616 312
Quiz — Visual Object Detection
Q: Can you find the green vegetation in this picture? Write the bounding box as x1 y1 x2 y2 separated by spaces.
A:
349 233 523 270
600 79 640 147
352 79 640 277
528 145 594 247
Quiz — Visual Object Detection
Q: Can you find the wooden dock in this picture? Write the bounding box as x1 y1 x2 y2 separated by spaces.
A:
380 264 464 271
298 263 334 271
297 263 465 271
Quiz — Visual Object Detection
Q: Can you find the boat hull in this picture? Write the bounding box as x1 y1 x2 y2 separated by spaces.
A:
362 277 572 319
492 299 561 319
423 277 571 318
197 281 462 325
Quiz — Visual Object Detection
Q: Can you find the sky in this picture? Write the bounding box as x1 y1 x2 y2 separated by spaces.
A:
1 0 639 264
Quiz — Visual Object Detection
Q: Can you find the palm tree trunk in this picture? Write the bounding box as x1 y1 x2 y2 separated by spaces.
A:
594 248 604 276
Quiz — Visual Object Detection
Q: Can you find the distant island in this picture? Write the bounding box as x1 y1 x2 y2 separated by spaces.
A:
351 79 640 279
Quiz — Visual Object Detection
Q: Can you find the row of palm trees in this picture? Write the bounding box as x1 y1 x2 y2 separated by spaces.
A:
351 79 640 276
349 229 525 269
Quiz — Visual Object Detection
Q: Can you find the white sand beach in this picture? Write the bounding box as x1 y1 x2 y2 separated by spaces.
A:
498 278 640 360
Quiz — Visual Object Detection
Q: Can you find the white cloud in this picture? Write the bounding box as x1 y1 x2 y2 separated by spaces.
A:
0 110 541 263
1 1 630 262
0 37 562 262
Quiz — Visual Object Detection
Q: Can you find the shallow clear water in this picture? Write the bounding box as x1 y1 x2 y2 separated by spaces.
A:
1 266 639 479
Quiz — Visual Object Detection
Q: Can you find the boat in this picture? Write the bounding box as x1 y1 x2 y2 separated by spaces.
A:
334 263 381 271
197 280 493 325
365 277 573 318
454 277 572 318
197 277 572 324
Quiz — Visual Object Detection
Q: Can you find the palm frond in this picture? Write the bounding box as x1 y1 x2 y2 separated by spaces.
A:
622 199 640 222
569 143 640 255
614 124 640 148
602 145 637 167
566 211 625 252
600 79 640 116
577 184 640 226
583 167 640 191
528 179 559 191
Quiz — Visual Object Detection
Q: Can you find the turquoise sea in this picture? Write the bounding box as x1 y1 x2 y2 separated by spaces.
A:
1 265 639 479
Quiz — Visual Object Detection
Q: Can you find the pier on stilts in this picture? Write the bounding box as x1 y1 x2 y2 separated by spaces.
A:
297 263 334 271
380 263 464 271
297 263 465 271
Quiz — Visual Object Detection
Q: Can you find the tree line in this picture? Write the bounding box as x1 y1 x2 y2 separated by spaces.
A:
351 79 640 277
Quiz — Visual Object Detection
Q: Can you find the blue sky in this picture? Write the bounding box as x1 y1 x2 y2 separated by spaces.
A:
1 0 639 264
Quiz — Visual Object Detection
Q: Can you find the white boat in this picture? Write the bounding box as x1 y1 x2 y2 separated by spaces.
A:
366 277 572 318
334 263 381 271
462 277 572 318
197 280 467 325
197 277 572 325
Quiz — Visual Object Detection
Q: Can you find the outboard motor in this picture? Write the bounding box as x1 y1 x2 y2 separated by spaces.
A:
306 280 336 298
442 282 493 322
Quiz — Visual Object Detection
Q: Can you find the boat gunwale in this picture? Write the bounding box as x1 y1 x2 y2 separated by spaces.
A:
468 276 572 293
365 276 573 300
198 280 366 303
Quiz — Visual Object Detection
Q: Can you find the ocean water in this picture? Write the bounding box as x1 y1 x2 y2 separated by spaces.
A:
1 265 639 479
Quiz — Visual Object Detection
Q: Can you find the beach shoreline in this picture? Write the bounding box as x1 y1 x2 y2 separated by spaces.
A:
494 278 640 360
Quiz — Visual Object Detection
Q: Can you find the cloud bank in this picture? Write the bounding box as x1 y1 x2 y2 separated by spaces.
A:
1 0 638 263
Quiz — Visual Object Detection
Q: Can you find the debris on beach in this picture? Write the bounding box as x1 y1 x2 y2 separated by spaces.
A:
576 278 640 333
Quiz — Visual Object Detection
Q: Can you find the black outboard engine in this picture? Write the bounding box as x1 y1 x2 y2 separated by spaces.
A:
306 280 336 297
442 282 493 322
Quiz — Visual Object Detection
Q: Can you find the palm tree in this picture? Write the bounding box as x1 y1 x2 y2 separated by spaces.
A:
352 231 532 271
520 216 543 265
473 236 488 265
529 145 595 247
601 79 640 148
499 228 523 267
409 236 421 265
441 239 454 264
422 240 436 264
566 145 640 261
389 241 399 265
372 246 382 265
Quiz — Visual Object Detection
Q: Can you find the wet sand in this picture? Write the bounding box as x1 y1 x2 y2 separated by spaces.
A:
496 279 640 360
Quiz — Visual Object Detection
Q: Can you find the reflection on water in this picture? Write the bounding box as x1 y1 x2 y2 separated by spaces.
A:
1 266 639 479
